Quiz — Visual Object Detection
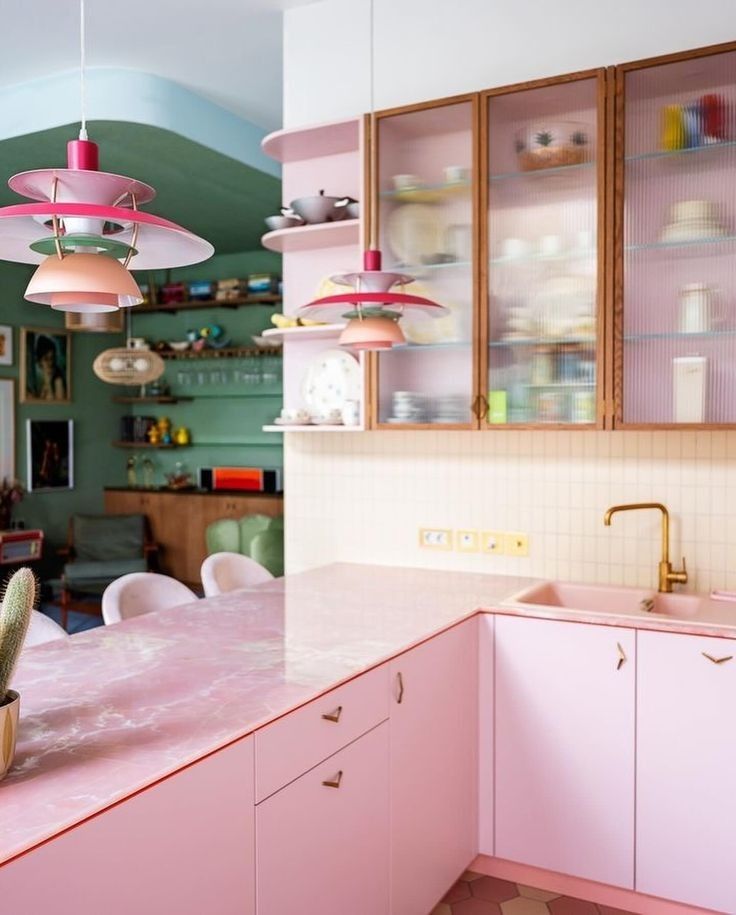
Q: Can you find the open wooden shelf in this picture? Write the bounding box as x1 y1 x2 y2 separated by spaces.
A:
135 294 281 315
112 441 183 450
160 346 282 361
262 323 346 342
112 396 193 404
261 219 360 253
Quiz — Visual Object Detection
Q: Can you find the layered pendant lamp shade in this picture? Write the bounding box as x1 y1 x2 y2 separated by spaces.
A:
296 0 447 351
0 0 213 315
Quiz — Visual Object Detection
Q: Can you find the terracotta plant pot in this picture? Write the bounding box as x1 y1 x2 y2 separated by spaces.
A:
0 690 19 781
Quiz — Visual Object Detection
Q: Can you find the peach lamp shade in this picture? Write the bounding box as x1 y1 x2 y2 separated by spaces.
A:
24 252 143 313
339 315 406 350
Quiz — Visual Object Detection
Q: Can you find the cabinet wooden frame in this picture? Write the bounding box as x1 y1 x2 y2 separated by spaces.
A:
479 68 609 431
366 92 482 431
611 40 736 429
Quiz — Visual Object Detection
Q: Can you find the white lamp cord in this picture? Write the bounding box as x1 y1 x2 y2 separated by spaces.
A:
79 0 88 140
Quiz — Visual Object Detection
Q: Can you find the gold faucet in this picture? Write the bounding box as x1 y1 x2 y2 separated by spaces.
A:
604 502 688 593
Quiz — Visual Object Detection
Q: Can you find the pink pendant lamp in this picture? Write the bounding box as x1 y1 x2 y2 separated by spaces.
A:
296 0 447 350
0 0 213 314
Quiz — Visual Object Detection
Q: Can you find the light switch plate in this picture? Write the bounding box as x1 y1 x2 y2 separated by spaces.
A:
456 530 479 552
505 532 529 557
481 530 505 555
419 528 452 550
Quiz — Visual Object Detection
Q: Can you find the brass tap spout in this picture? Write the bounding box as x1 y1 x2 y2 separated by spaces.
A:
604 502 688 593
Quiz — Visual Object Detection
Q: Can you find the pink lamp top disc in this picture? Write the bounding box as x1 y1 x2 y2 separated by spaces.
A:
0 202 213 269
298 291 448 322
9 169 156 207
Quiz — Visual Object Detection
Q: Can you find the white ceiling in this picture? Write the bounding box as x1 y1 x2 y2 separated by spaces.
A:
0 0 315 131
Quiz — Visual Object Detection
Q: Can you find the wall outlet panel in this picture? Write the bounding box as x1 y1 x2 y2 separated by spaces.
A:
481 530 506 555
456 530 479 552
505 532 529 557
419 528 453 550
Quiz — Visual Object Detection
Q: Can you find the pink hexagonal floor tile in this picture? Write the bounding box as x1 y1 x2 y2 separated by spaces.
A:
430 904 453 915
517 884 560 902
548 897 598 915
443 880 473 904
500 897 551 915
470 875 519 903
598 906 637 915
462 870 485 882
453 897 503 915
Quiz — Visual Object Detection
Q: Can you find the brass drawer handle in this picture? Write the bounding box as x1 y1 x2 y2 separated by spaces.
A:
616 642 627 671
321 705 343 723
703 652 733 665
322 770 343 789
396 671 404 704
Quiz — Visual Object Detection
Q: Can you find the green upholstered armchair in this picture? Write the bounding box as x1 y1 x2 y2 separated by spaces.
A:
58 514 158 629
205 513 283 578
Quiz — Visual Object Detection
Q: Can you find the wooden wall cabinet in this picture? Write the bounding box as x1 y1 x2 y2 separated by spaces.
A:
613 42 736 427
104 489 283 587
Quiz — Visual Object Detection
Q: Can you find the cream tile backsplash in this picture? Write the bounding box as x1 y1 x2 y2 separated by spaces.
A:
285 430 736 594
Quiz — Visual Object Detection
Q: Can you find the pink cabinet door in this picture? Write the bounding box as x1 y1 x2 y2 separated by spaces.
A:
390 619 478 915
637 630 736 912
0 736 256 915
256 722 389 915
495 615 635 888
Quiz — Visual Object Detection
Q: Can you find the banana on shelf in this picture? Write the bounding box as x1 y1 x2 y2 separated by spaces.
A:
271 313 325 329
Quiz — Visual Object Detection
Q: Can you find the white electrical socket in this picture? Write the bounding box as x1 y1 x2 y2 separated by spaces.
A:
481 530 505 555
419 528 452 550
456 530 479 552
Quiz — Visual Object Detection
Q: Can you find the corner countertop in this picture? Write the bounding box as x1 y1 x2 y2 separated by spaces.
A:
3 562 736 868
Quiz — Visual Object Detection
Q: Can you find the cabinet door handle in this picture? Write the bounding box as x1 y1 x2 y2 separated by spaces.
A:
321 705 343 723
322 770 343 789
616 642 627 671
396 671 404 704
703 652 733 665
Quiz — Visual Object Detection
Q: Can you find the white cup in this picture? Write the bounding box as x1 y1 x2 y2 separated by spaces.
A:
443 165 469 185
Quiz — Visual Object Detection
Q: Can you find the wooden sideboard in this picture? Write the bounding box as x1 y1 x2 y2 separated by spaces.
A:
104 488 283 587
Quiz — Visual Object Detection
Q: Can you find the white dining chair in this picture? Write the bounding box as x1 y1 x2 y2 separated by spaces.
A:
101 572 197 625
200 552 274 598
25 610 69 647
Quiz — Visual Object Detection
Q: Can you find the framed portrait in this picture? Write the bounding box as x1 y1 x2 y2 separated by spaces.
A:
0 325 12 367
20 327 71 404
26 419 74 492
0 379 14 480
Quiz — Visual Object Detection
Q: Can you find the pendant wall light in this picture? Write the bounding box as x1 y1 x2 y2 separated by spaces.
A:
296 0 447 349
0 0 212 314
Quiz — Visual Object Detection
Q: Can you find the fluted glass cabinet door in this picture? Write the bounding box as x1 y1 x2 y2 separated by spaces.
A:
483 73 605 428
617 45 736 426
371 96 478 429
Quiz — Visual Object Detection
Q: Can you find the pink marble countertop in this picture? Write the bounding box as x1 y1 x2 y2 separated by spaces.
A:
3 562 736 867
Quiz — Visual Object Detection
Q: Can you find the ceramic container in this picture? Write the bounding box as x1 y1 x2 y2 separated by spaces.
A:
0 690 19 782
340 400 360 426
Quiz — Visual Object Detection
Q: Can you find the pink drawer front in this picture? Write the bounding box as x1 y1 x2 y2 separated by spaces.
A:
255 663 389 801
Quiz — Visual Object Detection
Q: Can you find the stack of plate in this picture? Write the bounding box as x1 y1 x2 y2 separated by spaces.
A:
431 395 468 424
388 391 429 423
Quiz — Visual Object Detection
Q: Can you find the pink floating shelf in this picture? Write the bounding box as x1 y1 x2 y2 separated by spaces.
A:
261 118 361 163
262 323 346 342
261 219 360 253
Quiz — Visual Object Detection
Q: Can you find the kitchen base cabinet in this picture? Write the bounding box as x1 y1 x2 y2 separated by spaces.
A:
0 736 256 915
638 630 736 913
390 619 479 915
495 616 635 888
256 723 389 915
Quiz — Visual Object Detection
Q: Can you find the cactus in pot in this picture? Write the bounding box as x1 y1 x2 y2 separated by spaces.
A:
0 567 37 780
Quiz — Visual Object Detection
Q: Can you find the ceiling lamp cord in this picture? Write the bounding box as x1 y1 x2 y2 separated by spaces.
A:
78 0 88 140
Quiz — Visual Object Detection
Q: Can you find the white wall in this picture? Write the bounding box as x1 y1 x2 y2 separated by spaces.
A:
282 0 736 589
284 0 735 127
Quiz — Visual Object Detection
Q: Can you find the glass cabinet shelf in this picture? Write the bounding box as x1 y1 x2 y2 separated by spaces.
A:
489 161 595 182
624 329 736 342
489 337 595 348
380 181 471 204
625 140 736 163
625 235 736 254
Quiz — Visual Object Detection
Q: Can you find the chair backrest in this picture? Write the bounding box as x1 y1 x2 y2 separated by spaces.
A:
25 610 69 648
102 572 197 625
72 514 146 562
238 515 274 555
250 527 285 578
200 552 273 598
205 518 240 555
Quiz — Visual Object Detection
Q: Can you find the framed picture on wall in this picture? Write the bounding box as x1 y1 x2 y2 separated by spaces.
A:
0 379 14 480
0 325 12 367
26 419 74 492
20 327 71 404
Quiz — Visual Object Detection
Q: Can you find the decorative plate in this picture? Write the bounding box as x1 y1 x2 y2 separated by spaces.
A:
301 349 361 413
